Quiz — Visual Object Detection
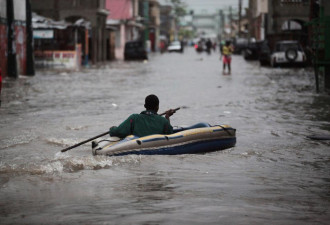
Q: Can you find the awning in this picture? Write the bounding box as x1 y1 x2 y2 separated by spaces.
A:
106 25 118 31
106 19 121 26
32 12 91 30
32 12 69 29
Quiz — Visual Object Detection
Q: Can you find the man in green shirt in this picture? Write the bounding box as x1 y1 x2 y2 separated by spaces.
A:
109 95 176 138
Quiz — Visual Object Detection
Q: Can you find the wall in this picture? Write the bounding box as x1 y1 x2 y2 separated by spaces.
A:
106 0 131 20
15 25 26 75
325 1 330 16
249 0 268 41
14 0 27 75
35 44 81 70
0 0 27 78
257 0 267 15
0 0 7 77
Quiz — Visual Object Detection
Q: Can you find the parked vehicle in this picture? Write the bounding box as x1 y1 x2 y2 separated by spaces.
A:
195 40 206 53
242 40 273 66
124 40 148 60
270 40 306 67
258 41 271 66
168 41 183 53
233 38 248 54
243 41 265 60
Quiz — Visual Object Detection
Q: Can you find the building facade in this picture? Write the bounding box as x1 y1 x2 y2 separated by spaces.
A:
106 0 144 59
266 0 310 47
31 0 109 64
267 0 309 35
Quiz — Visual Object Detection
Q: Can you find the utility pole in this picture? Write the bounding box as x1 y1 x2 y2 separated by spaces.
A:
238 0 242 37
143 0 149 50
219 10 223 38
26 0 35 76
229 6 232 38
7 0 17 78
219 10 226 39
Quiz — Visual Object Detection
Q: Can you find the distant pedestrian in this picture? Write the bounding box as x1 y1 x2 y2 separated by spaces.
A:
213 42 217 52
206 39 212 54
221 40 234 75
160 41 165 53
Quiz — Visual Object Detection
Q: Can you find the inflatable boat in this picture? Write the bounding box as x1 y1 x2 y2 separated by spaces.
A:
92 123 236 156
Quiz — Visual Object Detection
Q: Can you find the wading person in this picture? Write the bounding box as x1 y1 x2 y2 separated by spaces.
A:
206 39 213 54
109 94 176 138
221 40 234 75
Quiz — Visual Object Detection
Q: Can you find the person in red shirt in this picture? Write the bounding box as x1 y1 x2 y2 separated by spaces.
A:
221 41 234 75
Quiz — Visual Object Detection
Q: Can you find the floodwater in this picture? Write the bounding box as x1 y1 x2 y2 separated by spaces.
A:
0 47 329 224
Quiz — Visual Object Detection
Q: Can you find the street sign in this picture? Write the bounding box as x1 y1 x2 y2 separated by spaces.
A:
33 30 54 39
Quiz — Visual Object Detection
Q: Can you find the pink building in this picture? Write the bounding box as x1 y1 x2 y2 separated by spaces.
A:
106 0 143 59
106 0 132 19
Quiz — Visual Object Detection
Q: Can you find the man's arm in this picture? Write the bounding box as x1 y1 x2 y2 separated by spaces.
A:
163 120 174 134
109 115 135 138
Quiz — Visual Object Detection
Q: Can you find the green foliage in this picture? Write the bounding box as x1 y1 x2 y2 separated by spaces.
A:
169 0 187 21
178 28 194 39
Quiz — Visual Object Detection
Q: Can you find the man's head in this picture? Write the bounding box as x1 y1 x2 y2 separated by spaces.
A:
144 94 159 112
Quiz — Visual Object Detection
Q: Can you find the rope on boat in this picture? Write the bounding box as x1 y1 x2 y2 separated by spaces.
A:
217 125 234 136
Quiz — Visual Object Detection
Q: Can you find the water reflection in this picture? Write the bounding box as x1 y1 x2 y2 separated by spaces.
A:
115 171 176 203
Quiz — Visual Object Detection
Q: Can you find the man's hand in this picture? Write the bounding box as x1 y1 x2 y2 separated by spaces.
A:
109 126 117 130
109 126 117 136
165 109 176 120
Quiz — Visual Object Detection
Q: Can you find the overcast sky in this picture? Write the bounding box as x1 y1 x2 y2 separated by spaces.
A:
160 0 249 14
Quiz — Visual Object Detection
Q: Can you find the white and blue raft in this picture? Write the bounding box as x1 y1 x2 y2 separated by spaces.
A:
92 123 236 156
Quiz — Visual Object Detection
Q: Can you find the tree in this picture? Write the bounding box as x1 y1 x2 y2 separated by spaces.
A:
178 28 194 40
168 0 187 23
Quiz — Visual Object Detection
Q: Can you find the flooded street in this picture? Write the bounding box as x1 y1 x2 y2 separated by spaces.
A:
1 47 330 224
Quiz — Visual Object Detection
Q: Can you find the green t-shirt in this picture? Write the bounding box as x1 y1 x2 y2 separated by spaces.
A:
109 110 173 138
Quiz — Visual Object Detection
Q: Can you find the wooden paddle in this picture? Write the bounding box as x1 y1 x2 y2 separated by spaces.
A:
60 107 180 153
61 131 109 152
159 107 180 116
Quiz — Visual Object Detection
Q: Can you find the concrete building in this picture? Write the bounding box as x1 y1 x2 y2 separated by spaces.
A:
266 0 310 47
31 0 109 64
148 0 160 52
267 0 309 35
248 0 268 41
